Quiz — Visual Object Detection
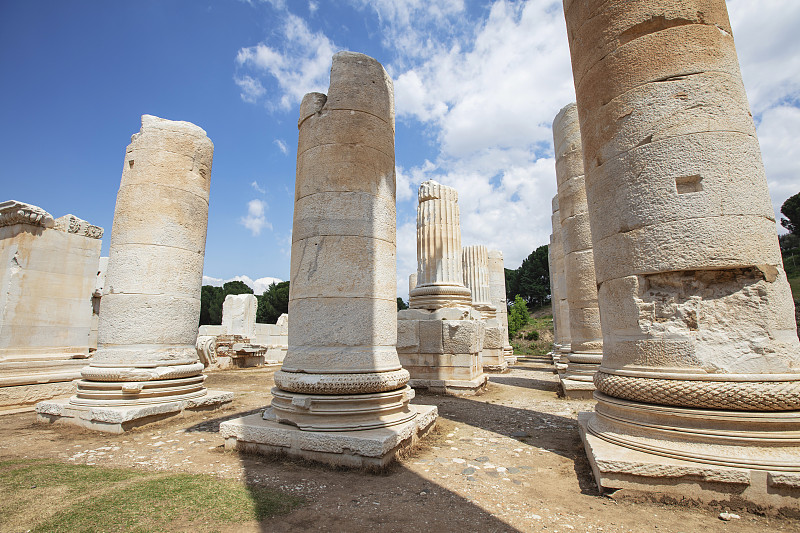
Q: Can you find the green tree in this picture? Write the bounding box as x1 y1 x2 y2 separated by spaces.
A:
507 295 529 339
199 285 223 325
781 192 800 234
257 281 290 324
506 244 550 308
397 297 408 310
199 281 254 326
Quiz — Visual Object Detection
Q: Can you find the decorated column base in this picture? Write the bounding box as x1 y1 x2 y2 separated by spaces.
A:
221 404 437 469
578 393 800 510
503 346 517 366
397 307 488 395
35 360 233 433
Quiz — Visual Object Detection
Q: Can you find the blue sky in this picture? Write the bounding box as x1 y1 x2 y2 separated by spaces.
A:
2 1 799 300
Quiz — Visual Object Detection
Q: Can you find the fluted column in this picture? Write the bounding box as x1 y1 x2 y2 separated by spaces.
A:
270 52 415 431
488 249 514 356
565 0 800 491
462 245 496 319
554 103 603 394
408 273 417 294
409 181 472 309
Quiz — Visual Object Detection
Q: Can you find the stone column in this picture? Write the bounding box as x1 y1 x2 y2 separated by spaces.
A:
547 234 560 364
397 180 488 394
565 0 800 507
551 195 571 369
463 245 506 372
409 181 473 309
408 273 417 295
222 294 257 339
488 249 515 363
554 103 603 399
221 52 436 468
37 115 232 433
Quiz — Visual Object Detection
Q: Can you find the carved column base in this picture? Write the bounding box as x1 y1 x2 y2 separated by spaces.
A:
578 392 800 509
266 385 418 432
409 283 472 309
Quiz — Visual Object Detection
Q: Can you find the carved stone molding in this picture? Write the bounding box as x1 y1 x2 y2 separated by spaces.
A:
0 200 54 229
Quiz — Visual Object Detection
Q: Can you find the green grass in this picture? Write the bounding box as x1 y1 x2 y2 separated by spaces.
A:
511 309 554 357
0 459 303 533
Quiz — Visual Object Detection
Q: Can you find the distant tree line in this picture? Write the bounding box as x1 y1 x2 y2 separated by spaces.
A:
199 280 290 326
505 244 550 309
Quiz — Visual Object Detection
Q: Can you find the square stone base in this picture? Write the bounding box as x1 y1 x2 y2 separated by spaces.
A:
409 374 488 395
35 390 234 434
220 404 438 469
559 378 595 399
578 412 800 511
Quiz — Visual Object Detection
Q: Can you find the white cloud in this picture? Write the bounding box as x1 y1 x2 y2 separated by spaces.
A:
239 199 272 236
203 274 283 294
234 75 266 104
236 13 338 110
756 105 800 226
308 1 318 15
251 180 266 194
274 138 289 155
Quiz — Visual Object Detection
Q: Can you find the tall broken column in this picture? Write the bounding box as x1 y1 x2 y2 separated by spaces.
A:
221 52 436 467
463 245 507 372
551 195 571 369
488 249 515 364
397 181 488 393
36 115 232 433
564 0 800 507
554 103 603 399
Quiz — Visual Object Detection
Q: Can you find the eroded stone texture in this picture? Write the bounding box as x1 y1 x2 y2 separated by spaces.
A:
563 0 800 504
554 103 603 398
0 201 102 409
36 115 231 431
408 273 417 295
488 249 515 362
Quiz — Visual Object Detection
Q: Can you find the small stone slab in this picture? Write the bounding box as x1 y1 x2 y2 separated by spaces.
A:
559 378 596 399
220 404 437 469
35 390 233 434
408 375 488 395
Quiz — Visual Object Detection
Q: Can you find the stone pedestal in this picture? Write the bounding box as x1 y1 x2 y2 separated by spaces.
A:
36 115 232 432
564 0 800 508
400 180 487 394
0 202 103 411
554 103 603 399
221 52 435 467
397 307 488 394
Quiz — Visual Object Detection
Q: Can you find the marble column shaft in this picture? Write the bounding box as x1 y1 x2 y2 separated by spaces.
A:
488 249 514 354
409 180 472 309
554 103 603 392
271 51 414 431
462 245 496 318
551 195 571 356
76 115 214 405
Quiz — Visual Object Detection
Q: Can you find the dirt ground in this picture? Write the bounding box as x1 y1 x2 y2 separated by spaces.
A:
2 357 799 533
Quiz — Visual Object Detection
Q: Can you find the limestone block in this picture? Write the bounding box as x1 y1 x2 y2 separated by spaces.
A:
483 325 504 350
222 294 257 339
295 145 395 203
396 319 419 352
289 296 397 348
418 320 444 354
0 202 102 361
292 192 395 242
289 235 396 299
442 320 483 354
